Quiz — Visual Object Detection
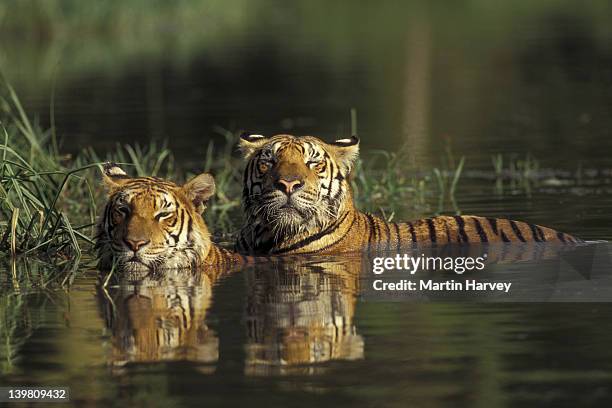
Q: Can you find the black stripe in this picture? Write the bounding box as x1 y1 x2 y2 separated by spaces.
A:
307 215 358 254
332 176 346 202
237 236 247 251
170 209 185 242
374 216 382 247
529 224 542 242
487 217 499 235
509 220 526 242
407 221 417 243
273 211 351 254
426 218 437 243
186 216 193 239
500 230 511 243
536 225 546 241
365 213 376 253
249 181 263 191
104 203 112 229
297 142 306 154
557 231 567 243
444 221 452 243
304 141 313 153
322 159 334 198
394 223 402 251
327 159 334 198
472 217 488 243
383 222 391 251
454 216 469 243
242 162 251 185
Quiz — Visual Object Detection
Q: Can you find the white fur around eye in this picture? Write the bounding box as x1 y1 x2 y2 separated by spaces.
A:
335 138 353 144
249 134 265 139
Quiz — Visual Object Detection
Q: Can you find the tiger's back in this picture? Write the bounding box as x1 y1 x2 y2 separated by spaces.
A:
236 133 582 255
261 211 580 255
356 213 579 251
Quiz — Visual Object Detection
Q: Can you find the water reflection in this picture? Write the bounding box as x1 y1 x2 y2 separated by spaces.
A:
98 268 224 373
1 245 612 405
93 242 593 375
244 258 364 375
96 259 365 376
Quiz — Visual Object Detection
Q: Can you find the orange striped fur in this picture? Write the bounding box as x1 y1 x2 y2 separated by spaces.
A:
236 134 580 255
96 163 250 273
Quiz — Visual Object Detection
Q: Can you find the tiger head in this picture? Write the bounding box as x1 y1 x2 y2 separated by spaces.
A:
96 163 216 273
239 134 359 241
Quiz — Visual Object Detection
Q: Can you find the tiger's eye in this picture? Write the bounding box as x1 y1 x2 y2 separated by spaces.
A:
156 211 175 222
258 162 269 173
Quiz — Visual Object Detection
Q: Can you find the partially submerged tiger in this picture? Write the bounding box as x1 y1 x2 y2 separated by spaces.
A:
96 163 245 273
236 133 581 255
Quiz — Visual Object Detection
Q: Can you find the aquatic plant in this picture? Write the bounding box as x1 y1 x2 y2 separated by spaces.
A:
0 78 96 261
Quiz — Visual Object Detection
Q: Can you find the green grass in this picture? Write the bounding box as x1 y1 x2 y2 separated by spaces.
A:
0 78 97 263
352 150 430 221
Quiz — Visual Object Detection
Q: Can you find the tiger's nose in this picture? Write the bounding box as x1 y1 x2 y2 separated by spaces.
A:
124 238 150 252
276 178 304 195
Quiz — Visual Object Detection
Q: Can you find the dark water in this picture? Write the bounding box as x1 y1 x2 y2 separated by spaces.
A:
3 1 612 406
2 249 612 407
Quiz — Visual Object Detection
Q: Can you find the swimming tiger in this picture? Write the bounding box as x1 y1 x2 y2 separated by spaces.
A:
236 133 581 255
96 163 246 273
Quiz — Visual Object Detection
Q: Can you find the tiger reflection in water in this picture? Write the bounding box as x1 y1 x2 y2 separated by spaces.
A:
244 256 365 375
98 244 576 375
98 268 226 373
241 241 579 375
98 258 365 375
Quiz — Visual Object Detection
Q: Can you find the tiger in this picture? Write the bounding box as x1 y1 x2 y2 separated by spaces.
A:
96 163 246 274
236 133 581 255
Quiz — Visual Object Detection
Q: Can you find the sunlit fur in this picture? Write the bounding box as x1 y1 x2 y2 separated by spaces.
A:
237 134 580 255
237 134 358 251
95 164 235 274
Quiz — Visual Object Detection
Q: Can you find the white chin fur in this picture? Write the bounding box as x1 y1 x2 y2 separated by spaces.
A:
120 260 152 273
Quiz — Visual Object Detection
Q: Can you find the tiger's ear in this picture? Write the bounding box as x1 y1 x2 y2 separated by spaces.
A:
101 162 131 191
182 173 215 213
328 135 360 173
238 132 269 159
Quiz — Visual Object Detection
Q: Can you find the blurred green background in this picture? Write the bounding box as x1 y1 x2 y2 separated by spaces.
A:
2 0 612 168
